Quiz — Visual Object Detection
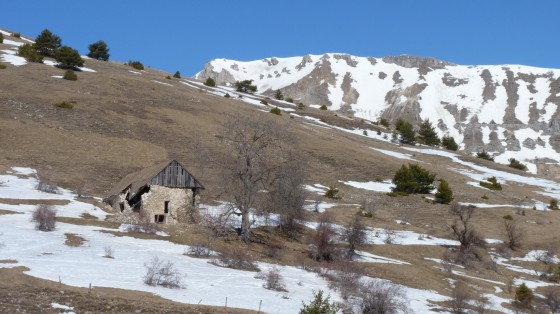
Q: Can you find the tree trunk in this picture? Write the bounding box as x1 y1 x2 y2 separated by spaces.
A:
240 211 250 237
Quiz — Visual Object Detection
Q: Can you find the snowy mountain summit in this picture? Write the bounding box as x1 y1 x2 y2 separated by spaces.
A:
196 53 560 174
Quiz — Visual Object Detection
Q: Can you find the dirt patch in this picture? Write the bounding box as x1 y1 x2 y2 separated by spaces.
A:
0 198 69 206
0 260 17 264
0 209 21 215
56 216 119 229
64 233 86 247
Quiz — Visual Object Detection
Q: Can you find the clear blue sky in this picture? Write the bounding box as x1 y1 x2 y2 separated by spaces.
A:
3 1 558 76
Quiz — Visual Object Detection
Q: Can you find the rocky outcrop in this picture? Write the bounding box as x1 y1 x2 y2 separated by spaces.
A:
382 55 456 69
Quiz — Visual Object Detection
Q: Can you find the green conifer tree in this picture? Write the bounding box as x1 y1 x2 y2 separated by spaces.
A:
435 179 453 204
34 29 62 57
87 40 110 61
55 46 84 69
395 119 416 145
417 119 440 146
392 163 436 194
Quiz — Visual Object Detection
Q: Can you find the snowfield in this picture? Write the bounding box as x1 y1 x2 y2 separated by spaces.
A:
0 167 461 313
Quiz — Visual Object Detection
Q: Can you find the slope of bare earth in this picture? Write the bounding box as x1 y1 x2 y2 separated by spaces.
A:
1 33 560 312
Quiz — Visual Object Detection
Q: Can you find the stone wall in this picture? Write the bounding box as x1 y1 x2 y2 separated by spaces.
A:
141 185 195 224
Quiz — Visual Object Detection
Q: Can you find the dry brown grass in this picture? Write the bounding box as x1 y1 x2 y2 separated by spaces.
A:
64 233 86 247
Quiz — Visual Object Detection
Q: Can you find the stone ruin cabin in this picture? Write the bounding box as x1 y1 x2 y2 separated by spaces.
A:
104 160 204 224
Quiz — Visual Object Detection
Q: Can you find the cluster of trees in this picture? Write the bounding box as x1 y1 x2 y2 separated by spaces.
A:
391 163 454 203
17 29 110 70
394 118 458 150
235 80 257 94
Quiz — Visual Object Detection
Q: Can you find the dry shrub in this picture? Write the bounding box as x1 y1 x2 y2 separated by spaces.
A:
343 215 366 258
263 243 284 260
543 286 560 313
35 178 59 194
213 245 259 271
383 229 397 244
359 280 408 314
32 204 56 231
186 240 212 257
143 256 183 289
256 266 287 292
323 261 366 300
504 219 523 250
310 213 339 262
103 246 114 258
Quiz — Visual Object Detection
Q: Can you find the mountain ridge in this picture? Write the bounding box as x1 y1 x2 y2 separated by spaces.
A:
196 53 560 174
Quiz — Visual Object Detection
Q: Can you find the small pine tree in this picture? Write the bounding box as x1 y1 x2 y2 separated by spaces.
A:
127 60 144 70
274 90 284 100
514 283 533 308
435 179 453 204
0 32 3 43
173 71 181 78
235 80 257 93
395 119 416 145
12 32 21 38
34 29 62 57
392 163 436 194
508 158 528 171
417 119 440 146
476 149 494 161
299 290 339 314
441 135 459 151
204 77 216 87
270 107 282 115
379 118 390 128
87 40 110 61
55 46 84 69
62 69 77 81
224 93 230 98
319 105 328 110
18 43 43 63
286 97 294 103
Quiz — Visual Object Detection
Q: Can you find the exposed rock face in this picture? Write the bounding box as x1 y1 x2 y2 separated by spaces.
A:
194 53 560 169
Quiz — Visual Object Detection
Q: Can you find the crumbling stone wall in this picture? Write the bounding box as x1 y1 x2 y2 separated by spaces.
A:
141 186 196 224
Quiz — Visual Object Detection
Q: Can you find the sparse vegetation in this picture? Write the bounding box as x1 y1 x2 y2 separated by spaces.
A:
441 135 459 151
224 92 230 98
514 283 533 309
476 149 494 161
214 245 259 271
504 218 523 250
204 77 216 87
235 80 257 93
286 97 294 103
87 40 110 61
12 32 21 38
359 280 408 314
127 60 144 71
53 101 74 109
274 90 284 100
270 107 282 115
319 104 328 110
508 158 528 171
449 202 485 252
173 71 181 78
311 213 338 262
479 176 502 190
392 163 435 194
0 64 6 70
324 185 341 199
298 102 305 109
549 199 559 210
343 215 366 257
103 246 114 258
0 33 3 43
32 205 56 231
62 69 77 81
258 267 287 292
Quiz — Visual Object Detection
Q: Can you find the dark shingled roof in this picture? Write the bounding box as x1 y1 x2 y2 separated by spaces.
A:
106 160 204 199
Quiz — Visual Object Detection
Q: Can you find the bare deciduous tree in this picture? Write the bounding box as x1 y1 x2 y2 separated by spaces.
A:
217 113 306 239
343 215 367 257
311 213 338 262
544 286 560 313
450 280 471 314
504 219 524 250
450 202 485 249
359 280 408 314
32 204 56 231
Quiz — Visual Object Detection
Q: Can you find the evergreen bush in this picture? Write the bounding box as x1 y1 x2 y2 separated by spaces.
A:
0 64 6 70
324 186 341 199
235 80 257 93
514 283 533 308
299 290 339 314
441 135 459 151
286 97 294 103
12 32 21 38
274 90 284 100
392 163 436 194
395 119 416 145
270 107 282 115
87 40 110 61
173 71 181 78
18 44 43 63
62 69 77 81
204 77 216 87
476 149 494 161
435 179 453 204
53 101 74 109
0 32 3 43
549 199 559 210
319 105 328 110
479 177 502 190
298 102 305 109
379 118 390 128
417 119 440 146
508 158 528 171
127 60 144 70
224 93 230 98
55 46 84 69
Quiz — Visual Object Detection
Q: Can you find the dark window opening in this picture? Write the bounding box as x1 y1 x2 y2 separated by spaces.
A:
164 201 170 213
154 215 165 223
119 202 125 212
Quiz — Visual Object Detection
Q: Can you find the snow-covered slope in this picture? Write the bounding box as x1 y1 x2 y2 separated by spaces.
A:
196 54 560 173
